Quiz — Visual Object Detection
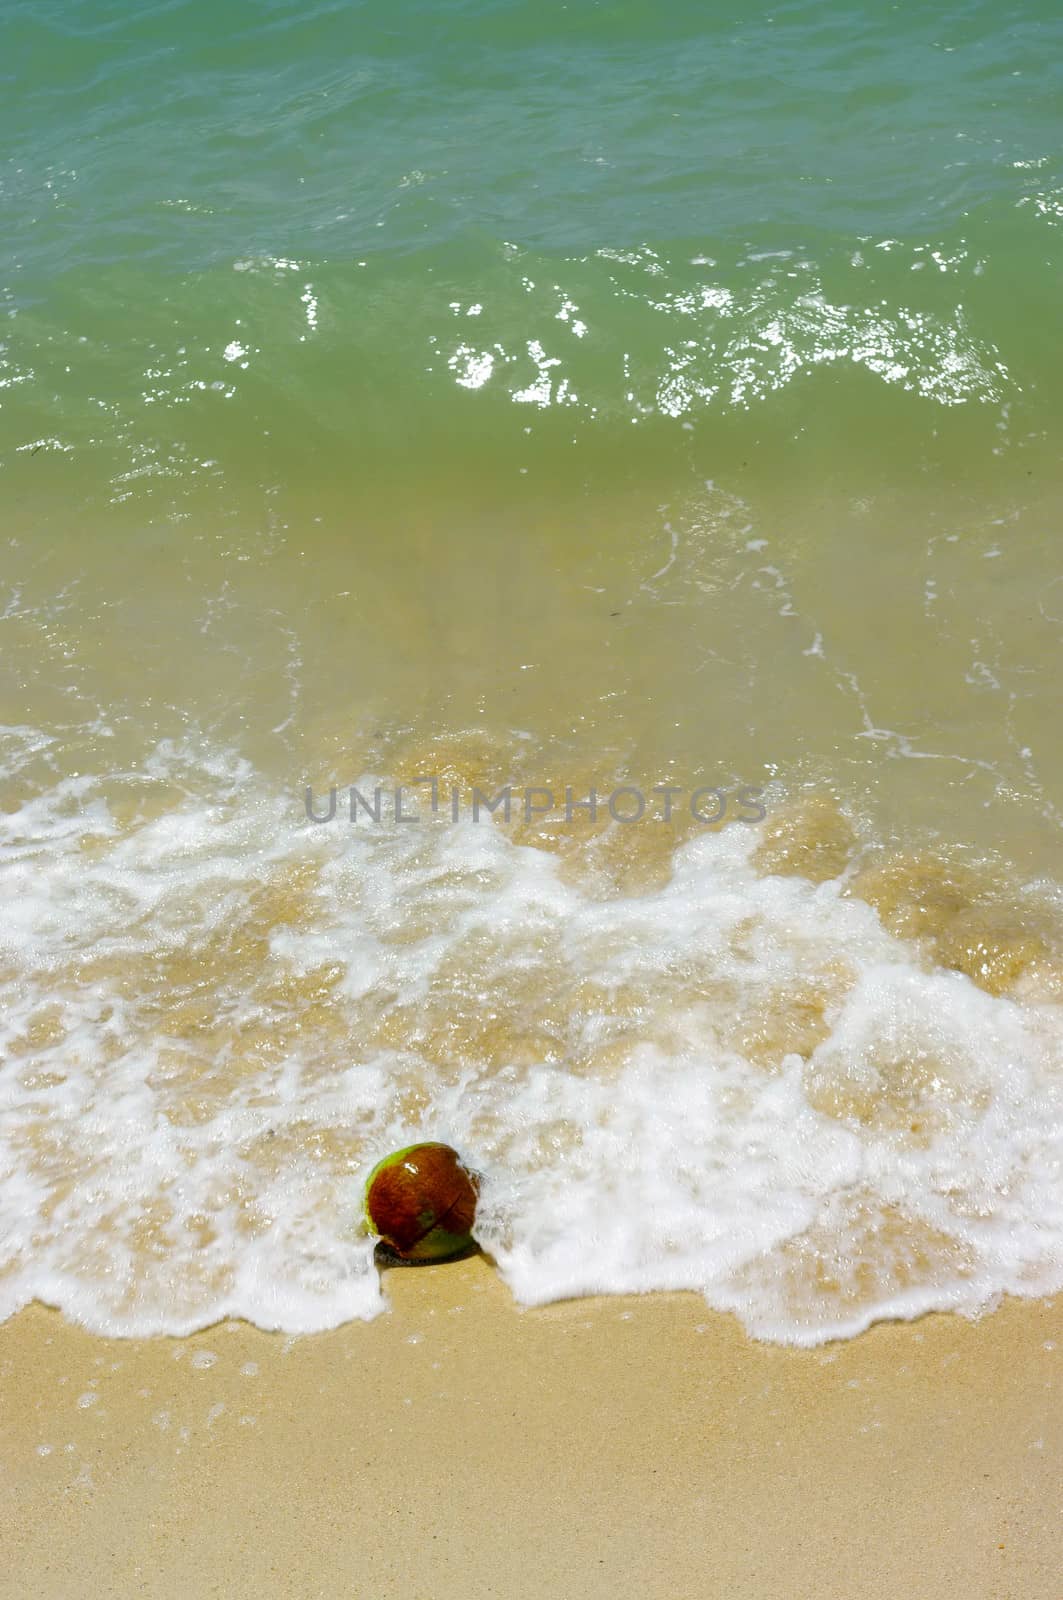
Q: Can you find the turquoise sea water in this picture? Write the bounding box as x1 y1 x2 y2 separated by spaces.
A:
3 2 1063 1341
4 0 1063 497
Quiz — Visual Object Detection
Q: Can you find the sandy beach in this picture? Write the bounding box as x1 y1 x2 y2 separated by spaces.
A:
4 1266 1060 1598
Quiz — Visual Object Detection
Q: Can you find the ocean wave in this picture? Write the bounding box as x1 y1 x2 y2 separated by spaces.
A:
1 736 1061 1342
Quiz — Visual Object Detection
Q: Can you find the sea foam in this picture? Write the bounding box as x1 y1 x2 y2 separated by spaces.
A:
1 734 1061 1343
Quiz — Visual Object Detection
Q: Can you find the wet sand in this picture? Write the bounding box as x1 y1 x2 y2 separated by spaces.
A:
3 1261 1061 1599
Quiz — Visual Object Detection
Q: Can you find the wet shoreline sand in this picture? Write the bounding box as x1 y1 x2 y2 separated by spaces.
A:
4 1260 1061 1598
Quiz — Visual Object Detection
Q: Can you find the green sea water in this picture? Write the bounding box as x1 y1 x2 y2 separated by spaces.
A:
5 0 1063 490
5 0 1063 853
4 0 1063 845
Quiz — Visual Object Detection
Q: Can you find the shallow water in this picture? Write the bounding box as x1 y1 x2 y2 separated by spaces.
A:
2 0 1062 1340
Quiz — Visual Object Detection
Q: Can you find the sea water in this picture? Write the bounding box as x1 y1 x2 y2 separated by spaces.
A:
2 0 1063 1342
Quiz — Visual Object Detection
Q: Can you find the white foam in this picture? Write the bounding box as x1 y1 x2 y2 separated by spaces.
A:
1 736 1061 1342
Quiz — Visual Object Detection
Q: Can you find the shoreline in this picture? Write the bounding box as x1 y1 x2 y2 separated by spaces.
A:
4 1259 1060 1598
